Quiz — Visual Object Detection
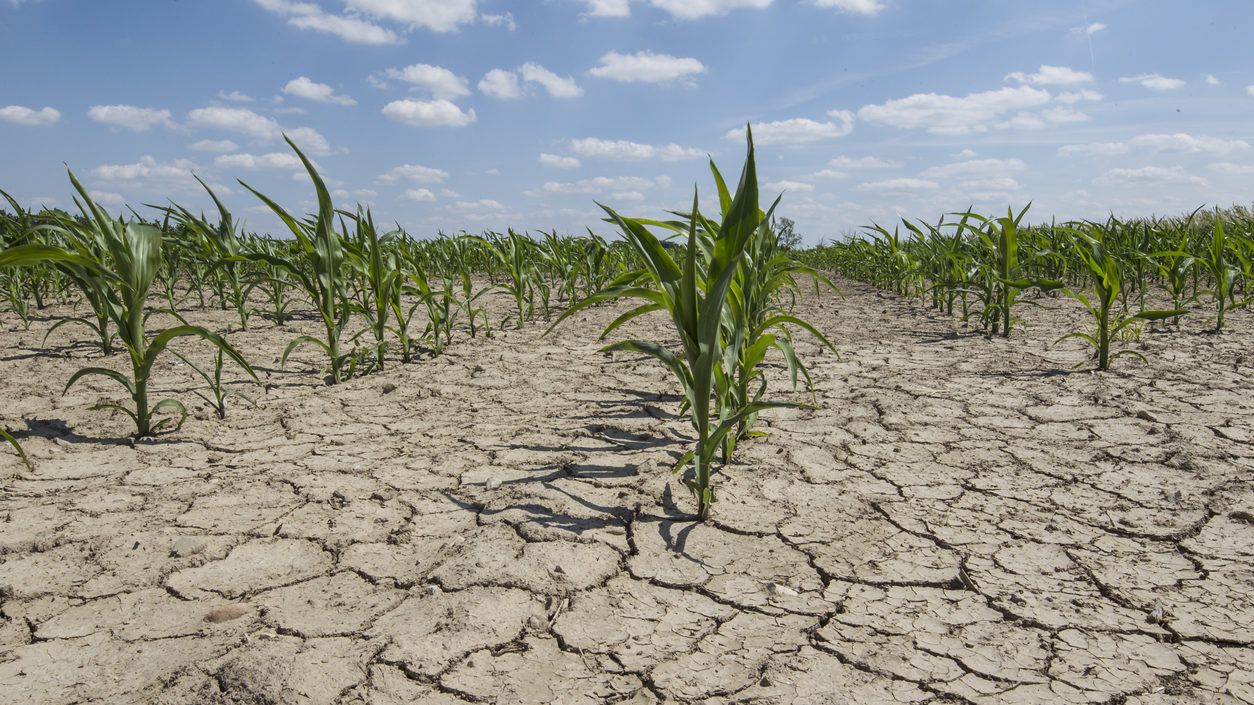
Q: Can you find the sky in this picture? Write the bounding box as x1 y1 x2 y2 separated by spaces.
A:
1 0 1251 244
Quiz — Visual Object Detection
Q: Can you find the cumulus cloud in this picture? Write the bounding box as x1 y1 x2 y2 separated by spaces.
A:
763 179 815 192
86 105 174 132
588 51 706 84
186 106 282 139
569 138 704 161
92 156 199 186
382 64 471 99
814 0 886 15
478 69 522 100
829 156 899 169
0 105 60 126
481 12 515 30
531 175 671 196
344 0 477 32
1204 74 1220 86
1005 65 1094 86
217 90 254 103
377 164 449 183
283 76 356 105
724 111 854 145
1060 133 1248 157
481 63 582 99
919 158 1026 180
579 0 631 16
189 139 239 152
402 188 437 202
215 152 306 170
519 63 583 98
539 153 582 169
1096 166 1206 187
1119 73 1186 91
857 86 1050 135
856 178 939 192
381 99 477 127
648 0 771 20
252 0 401 44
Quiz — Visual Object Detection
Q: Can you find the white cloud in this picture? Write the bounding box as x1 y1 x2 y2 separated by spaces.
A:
478 69 522 99
829 155 898 169
481 12 515 30
919 158 1026 180
1205 74 1220 86
1060 133 1248 158
1247 85 1254 97
1070 22 1105 37
1211 162 1254 176
1058 141 1128 157
383 64 471 99
856 178 939 192
1119 73 1186 91
253 0 401 44
285 126 331 155
217 90 254 103
377 164 449 183
540 153 582 169
810 169 850 179
484 168 501 176
569 137 704 161
814 0 886 15
88 190 126 206
283 76 356 105
763 179 815 192
1097 166 1206 187
1005 65 1094 87
86 104 174 132
382 99 477 127
215 152 305 170
345 0 477 32
92 156 199 184
857 86 1050 135
0 105 60 126
648 0 771 20
450 198 507 211
1128 133 1248 155
1055 89 1103 104
588 51 706 84
532 175 670 196
189 139 239 152
187 106 281 139
403 188 437 202
519 63 583 98
957 177 1020 193
580 0 631 16
725 111 854 146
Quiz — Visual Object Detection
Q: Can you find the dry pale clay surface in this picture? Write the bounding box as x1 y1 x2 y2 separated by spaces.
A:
0 280 1251 704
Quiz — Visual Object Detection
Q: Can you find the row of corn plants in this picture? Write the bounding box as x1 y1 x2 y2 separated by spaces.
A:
798 205 1254 369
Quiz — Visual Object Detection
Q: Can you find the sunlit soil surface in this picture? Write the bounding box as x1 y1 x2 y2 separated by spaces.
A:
0 280 1251 704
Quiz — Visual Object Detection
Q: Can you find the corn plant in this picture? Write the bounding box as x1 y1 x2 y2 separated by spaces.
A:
343 208 400 371
173 347 258 420
1057 227 1186 370
238 136 353 383
162 177 253 330
553 129 796 520
962 205 1063 337
0 170 257 437
1 427 31 470
479 230 535 328
1195 216 1245 332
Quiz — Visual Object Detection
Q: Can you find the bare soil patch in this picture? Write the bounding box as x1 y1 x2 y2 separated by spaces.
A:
1 280 1251 704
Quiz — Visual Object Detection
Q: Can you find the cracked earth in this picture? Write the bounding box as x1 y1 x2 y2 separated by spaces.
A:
1 280 1252 704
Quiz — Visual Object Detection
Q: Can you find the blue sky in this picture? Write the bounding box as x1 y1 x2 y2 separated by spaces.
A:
1 0 1250 243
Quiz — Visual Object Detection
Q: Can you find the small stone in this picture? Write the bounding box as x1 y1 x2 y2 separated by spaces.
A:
171 536 208 558
485 478 502 490
425 584 442 597
767 583 798 597
331 490 352 507
381 383 397 394
205 604 250 623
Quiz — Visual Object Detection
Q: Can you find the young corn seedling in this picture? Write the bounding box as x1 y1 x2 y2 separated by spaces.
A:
553 129 796 520
173 347 258 420
343 207 400 372
161 177 253 330
1195 216 1246 332
0 171 258 437
1057 226 1186 370
1 427 32 470
963 205 1063 338
238 136 354 383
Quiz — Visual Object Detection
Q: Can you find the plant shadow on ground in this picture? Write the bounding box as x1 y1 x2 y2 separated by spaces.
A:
13 416 189 447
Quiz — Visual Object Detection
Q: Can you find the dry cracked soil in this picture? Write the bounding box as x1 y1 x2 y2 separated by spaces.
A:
0 279 1251 704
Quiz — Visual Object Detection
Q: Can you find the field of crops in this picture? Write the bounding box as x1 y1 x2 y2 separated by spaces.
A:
1 135 1252 704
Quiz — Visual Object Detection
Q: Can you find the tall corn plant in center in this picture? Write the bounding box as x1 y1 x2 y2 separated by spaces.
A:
552 129 787 520
238 136 352 384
